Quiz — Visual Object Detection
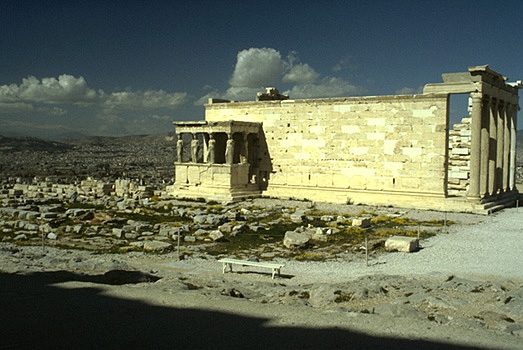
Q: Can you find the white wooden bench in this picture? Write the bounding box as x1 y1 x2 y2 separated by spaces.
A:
218 258 285 279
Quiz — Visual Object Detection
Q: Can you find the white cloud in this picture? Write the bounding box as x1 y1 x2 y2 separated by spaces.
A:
0 74 189 136
229 48 285 88
282 63 319 84
0 75 98 104
285 77 366 99
395 86 423 95
201 47 364 102
104 90 187 109
37 106 67 116
194 86 260 105
0 102 35 112
0 75 187 110
223 86 261 101
332 57 353 72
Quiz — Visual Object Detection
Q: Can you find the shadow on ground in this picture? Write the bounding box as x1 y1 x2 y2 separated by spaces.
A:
0 270 478 349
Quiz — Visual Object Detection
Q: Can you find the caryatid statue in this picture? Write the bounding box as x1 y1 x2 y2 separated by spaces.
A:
191 134 200 163
207 134 216 164
225 134 235 165
176 134 183 162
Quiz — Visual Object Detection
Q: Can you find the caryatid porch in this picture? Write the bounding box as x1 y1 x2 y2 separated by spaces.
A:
173 120 264 201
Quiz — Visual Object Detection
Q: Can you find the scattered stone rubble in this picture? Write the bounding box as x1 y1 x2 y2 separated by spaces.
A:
0 182 445 258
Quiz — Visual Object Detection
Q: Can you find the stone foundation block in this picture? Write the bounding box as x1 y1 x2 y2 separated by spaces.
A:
385 235 419 252
352 218 371 228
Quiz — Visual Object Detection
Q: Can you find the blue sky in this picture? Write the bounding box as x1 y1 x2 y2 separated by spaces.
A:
1 0 523 138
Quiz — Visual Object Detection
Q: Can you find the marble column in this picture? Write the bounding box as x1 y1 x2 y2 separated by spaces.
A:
487 98 497 196
503 102 511 191
479 96 489 197
496 101 505 193
509 104 517 191
468 93 483 199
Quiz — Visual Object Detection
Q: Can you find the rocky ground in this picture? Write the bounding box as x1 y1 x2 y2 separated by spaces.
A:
1 197 522 349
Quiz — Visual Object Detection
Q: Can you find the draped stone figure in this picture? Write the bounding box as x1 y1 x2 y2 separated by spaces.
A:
207 135 216 164
225 137 234 165
191 134 199 163
176 138 183 162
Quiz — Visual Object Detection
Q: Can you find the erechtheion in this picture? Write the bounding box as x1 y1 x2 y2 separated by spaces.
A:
173 65 520 213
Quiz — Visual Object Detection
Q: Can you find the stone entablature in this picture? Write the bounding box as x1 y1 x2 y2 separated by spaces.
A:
173 65 520 213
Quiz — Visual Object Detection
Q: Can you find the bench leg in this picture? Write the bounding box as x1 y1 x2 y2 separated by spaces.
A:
222 263 233 274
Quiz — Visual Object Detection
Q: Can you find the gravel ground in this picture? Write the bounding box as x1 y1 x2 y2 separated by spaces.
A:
165 206 521 285
285 207 523 284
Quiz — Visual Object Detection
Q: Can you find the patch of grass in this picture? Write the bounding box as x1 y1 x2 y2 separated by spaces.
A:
356 209 377 217
206 204 224 212
293 252 326 261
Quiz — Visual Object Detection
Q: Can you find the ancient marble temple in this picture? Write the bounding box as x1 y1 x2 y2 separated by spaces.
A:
173 66 520 213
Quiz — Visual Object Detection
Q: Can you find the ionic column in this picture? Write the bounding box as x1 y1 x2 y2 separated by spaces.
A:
176 133 184 163
503 102 511 192
487 98 497 196
509 104 518 191
496 101 505 193
480 96 489 197
468 93 483 199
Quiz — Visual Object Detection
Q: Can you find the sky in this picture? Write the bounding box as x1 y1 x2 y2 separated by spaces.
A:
1 0 523 139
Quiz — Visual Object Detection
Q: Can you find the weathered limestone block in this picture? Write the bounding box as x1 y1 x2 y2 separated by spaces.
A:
283 231 310 248
209 230 225 242
112 228 124 238
385 236 419 252
352 218 371 228
47 232 58 240
143 241 172 253
290 213 305 223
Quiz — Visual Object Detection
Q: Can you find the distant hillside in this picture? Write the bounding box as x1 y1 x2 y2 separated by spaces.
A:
0 133 176 154
65 133 175 147
0 135 72 153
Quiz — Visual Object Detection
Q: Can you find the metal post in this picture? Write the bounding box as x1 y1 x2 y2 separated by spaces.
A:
365 237 369 267
177 233 181 260
41 232 46 254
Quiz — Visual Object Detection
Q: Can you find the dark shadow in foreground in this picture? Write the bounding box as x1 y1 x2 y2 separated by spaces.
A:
0 270 481 349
